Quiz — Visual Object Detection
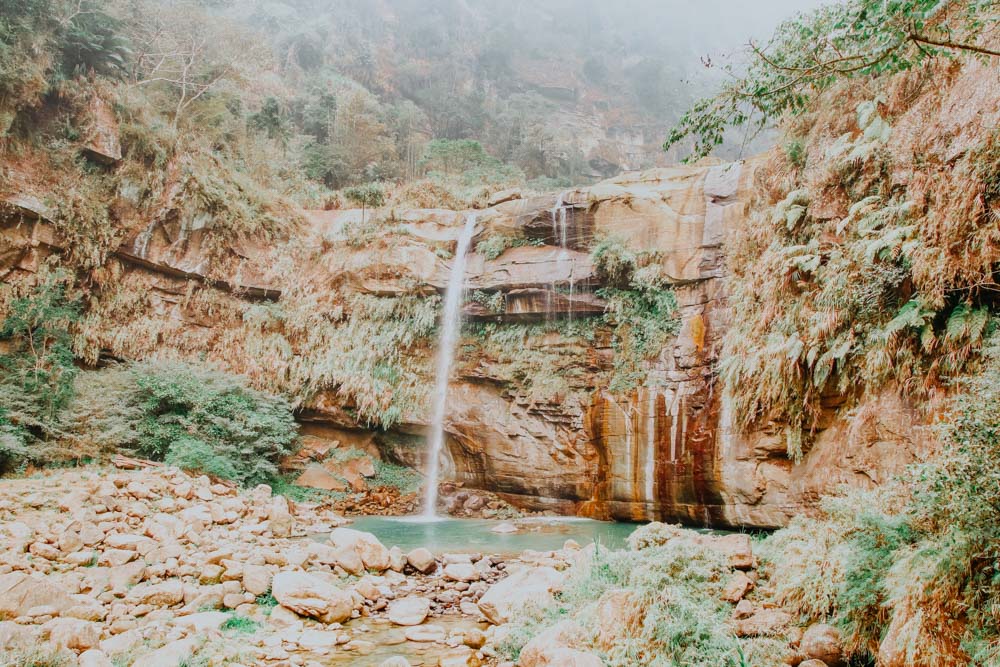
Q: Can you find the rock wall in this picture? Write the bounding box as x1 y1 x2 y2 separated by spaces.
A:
0 157 933 529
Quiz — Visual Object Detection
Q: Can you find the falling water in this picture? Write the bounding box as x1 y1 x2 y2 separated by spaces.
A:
422 212 479 519
608 396 635 497
645 389 656 503
550 192 574 321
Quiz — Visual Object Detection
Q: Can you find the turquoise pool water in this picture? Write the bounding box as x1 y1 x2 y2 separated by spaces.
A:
344 515 640 555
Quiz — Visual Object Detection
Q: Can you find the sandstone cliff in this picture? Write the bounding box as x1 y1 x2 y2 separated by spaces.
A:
2 140 937 527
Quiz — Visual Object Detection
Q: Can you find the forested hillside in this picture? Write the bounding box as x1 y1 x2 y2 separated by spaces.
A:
1 0 810 210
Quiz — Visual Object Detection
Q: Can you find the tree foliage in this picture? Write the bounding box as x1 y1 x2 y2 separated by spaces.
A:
0 269 80 469
666 0 1000 161
71 361 298 486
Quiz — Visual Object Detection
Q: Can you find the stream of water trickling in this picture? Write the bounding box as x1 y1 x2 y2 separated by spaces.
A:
421 212 479 519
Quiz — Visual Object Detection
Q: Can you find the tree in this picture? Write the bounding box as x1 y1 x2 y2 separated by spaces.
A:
249 96 290 146
59 3 132 78
120 0 264 128
343 182 385 224
420 138 492 174
665 0 1000 161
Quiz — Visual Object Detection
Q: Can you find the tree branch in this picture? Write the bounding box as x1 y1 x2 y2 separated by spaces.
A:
909 33 1000 57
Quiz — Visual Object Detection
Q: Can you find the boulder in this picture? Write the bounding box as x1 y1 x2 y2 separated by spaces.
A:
297 629 342 650
733 599 754 620
733 609 793 637
443 563 479 582
595 589 644 650
463 627 487 649
295 465 348 492
268 496 294 537
478 566 565 624
801 623 844 666
242 564 273 596
44 617 101 651
713 534 755 570
387 597 431 626
487 188 523 206
0 620 41 650
722 571 754 603
99 628 142 656
380 658 412 667
98 548 136 567
330 527 390 571
271 571 353 624
338 456 376 492
78 650 115 667
438 647 479 666
126 579 184 606
389 546 406 572
142 636 203 667
81 97 122 164
172 611 230 632
519 620 600 667
404 624 446 642
335 545 366 576
406 547 436 574
0 572 75 618
109 561 146 591
354 577 380 601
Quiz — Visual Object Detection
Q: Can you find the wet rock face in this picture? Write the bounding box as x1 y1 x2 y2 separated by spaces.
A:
0 160 934 529
413 162 931 528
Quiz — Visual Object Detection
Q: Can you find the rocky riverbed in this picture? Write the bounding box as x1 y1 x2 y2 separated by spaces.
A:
0 466 848 667
0 466 589 666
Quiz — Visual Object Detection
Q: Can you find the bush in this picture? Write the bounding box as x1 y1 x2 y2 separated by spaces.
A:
590 236 637 288
499 530 785 666
68 361 298 486
475 233 542 261
0 269 80 470
370 459 422 494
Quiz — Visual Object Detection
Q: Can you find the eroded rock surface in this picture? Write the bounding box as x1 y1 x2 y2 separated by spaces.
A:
0 161 934 529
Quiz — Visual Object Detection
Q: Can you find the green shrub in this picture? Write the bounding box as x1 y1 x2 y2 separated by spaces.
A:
590 236 637 288
470 290 504 313
475 234 542 261
255 591 277 613
220 614 260 634
68 361 298 486
0 0 57 131
0 269 80 470
500 531 778 666
598 286 679 393
590 239 680 392
784 138 806 169
370 459 422 494
0 645 75 667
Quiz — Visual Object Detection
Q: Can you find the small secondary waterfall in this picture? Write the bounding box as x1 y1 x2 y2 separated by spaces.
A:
422 212 478 519
644 389 657 503
550 191 574 321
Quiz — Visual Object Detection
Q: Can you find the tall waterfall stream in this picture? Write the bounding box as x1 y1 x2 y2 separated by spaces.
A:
421 212 479 519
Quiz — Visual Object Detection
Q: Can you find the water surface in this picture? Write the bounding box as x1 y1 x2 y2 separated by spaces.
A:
345 515 640 555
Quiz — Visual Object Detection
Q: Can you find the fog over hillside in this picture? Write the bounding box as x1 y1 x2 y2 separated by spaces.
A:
217 0 829 185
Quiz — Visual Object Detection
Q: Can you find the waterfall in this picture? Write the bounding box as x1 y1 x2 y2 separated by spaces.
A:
550 192 574 321
422 212 478 519
645 389 656 503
